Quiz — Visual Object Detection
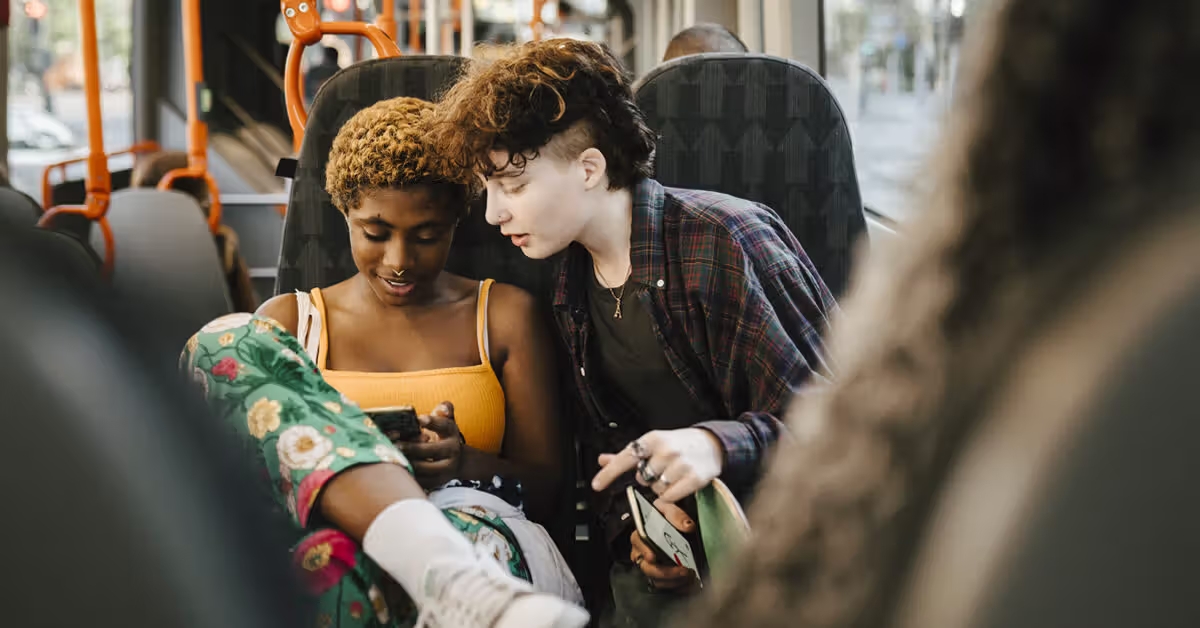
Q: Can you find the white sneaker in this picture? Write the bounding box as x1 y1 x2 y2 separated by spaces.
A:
413 551 590 628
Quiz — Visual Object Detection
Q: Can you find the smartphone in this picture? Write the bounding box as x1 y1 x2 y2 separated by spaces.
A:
366 406 422 442
626 486 700 577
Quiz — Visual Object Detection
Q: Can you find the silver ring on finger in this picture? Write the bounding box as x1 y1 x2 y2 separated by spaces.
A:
656 473 672 488
629 439 651 460
637 459 659 484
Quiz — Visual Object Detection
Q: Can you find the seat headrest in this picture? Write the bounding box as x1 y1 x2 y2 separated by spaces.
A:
634 53 867 296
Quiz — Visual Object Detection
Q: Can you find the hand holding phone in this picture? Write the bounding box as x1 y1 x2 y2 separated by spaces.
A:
366 406 423 443
627 486 701 580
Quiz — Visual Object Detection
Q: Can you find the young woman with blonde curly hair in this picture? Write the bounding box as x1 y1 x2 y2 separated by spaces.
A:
181 96 586 628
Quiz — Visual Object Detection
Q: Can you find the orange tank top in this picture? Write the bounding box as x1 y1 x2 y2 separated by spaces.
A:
298 280 507 454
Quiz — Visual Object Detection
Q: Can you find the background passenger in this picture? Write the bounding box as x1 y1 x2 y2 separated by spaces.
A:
662 23 748 62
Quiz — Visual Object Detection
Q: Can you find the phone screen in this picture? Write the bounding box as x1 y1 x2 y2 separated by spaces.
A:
629 488 699 575
367 406 421 442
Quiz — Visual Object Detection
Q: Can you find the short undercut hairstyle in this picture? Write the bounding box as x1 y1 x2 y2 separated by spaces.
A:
428 39 656 191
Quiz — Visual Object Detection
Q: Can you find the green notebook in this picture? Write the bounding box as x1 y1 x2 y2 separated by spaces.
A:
696 478 750 585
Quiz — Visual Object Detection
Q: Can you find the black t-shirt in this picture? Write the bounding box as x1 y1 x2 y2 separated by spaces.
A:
587 273 706 431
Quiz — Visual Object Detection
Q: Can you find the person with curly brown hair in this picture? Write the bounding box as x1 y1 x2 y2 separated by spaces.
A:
428 39 839 627
184 97 588 628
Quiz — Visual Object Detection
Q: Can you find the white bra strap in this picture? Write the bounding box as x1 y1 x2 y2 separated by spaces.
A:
294 291 322 364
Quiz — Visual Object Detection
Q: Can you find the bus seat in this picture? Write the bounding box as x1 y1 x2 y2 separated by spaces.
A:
50 177 86 207
21 228 102 281
46 174 92 241
889 211 1200 628
50 168 134 207
0 227 306 627
112 168 133 193
0 187 100 283
0 186 44 226
48 169 135 242
634 53 867 297
276 55 469 295
92 188 233 341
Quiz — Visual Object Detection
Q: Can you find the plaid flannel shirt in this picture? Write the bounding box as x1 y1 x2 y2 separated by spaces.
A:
553 178 839 547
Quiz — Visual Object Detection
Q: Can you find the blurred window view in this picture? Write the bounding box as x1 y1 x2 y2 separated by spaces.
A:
7 0 134 198
824 0 985 221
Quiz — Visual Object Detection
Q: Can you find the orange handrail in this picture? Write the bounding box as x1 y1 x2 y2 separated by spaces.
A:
531 0 546 41
40 140 161 209
161 0 222 235
282 0 402 152
410 0 422 52
38 0 115 277
377 0 397 43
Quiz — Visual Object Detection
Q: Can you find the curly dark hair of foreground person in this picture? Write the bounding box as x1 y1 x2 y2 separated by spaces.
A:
676 2 1200 628
325 96 470 216
427 38 655 190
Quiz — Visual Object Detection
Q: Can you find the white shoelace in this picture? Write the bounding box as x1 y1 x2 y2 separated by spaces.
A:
413 554 530 628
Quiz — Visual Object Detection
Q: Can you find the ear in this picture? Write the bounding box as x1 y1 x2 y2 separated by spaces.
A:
578 148 608 191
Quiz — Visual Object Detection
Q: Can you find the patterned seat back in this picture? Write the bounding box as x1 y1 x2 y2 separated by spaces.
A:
634 53 867 297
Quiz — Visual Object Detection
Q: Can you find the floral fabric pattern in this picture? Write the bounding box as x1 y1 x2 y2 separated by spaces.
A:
181 313 529 627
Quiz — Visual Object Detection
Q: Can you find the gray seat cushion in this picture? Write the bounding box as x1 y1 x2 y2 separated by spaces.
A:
92 188 232 339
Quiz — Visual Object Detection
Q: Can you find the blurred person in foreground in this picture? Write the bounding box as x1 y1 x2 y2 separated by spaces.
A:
676 1 1200 627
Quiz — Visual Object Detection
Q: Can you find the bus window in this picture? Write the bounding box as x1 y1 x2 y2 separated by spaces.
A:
7 0 134 199
823 0 985 222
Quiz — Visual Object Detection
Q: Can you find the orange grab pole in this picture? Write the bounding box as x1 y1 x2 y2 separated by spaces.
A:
39 0 115 277
377 0 397 42
410 0 422 52
531 0 546 41
40 140 160 208
161 0 221 234
281 0 402 152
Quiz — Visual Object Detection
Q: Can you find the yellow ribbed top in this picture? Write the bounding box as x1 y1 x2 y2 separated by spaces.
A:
312 280 507 454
